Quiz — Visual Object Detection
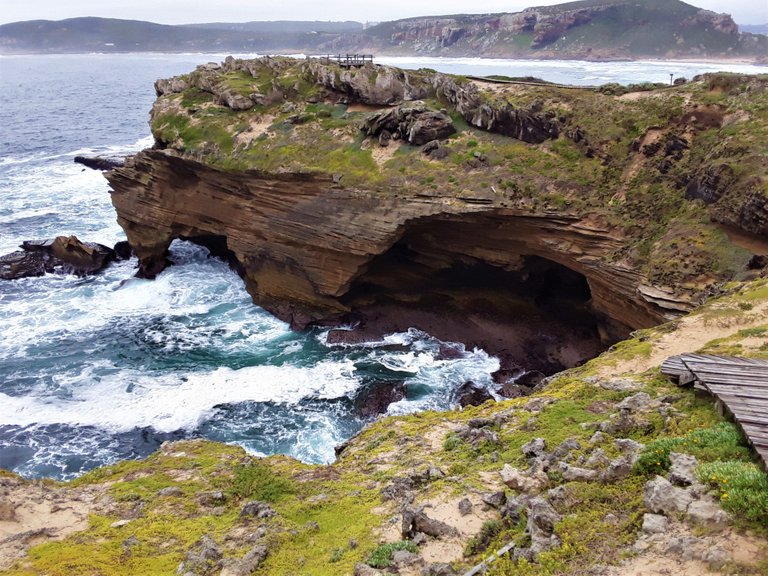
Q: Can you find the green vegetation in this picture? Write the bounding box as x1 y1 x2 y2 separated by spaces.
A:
698 461 768 525
366 540 419 568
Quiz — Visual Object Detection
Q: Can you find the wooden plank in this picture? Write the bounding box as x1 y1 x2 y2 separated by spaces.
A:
666 353 768 469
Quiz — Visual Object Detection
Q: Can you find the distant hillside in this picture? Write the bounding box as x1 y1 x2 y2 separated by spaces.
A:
181 21 363 33
0 17 356 54
343 0 768 60
1 0 767 60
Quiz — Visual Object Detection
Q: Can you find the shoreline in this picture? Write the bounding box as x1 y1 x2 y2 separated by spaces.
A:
0 51 766 67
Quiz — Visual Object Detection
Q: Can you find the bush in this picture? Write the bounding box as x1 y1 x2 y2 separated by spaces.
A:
634 423 750 475
229 460 294 502
366 540 418 568
697 461 768 525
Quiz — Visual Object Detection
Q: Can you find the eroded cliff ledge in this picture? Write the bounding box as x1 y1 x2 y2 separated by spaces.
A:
108 57 768 372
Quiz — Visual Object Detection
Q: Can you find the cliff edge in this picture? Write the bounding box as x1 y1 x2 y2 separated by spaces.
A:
107 56 768 373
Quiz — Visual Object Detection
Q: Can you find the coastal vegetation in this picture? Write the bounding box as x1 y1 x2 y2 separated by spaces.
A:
3 278 767 575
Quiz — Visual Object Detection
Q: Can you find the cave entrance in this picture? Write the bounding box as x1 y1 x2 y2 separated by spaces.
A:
340 222 612 374
181 234 245 277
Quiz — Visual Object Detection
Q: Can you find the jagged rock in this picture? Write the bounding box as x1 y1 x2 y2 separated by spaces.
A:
455 381 494 407
550 438 580 460
458 498 472 516
402 508 457 539
157 487 182 497
525 497 562 556
599 457 633 482
381 476 417 501
240 501 276 519
702 546 731 568
361 104 456 146
482 491 507 509
643 476 693 515
585 448 609 468
614 438 644 462
421 563 457 576
177 535 222 576
220 545 268 576
500 496 527 523
515 370 546 388
355 563 384 576
392 550 420 566
522 438 547 458
354 380 406 418
616 392 654 412
500 464 547 494
589 431 607 445
641 513 668 534
1 236 115 280
668 452 697 487
559 463 597 482
197 491 226 507
113 240 133 260
687 499 729 527
74 155 124 171
600 411 652 435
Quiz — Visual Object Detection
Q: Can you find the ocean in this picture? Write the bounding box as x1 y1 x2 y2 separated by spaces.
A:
0 53 764 480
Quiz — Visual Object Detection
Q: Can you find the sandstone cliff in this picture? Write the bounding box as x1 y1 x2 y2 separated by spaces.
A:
107 57 767 372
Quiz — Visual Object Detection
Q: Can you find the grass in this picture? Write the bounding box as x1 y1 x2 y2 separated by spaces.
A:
366 540 419 568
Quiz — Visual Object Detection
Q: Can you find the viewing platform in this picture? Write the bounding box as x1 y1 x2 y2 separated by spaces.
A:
319 54 374 68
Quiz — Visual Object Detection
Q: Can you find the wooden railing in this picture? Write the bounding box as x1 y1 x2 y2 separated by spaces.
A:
319 54 374 68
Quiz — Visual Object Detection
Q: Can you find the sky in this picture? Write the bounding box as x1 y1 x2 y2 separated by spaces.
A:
0 0 766 26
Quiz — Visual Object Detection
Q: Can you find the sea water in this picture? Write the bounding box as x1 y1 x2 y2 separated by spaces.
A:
0 53 763 480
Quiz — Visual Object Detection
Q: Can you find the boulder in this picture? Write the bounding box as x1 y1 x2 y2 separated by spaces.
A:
240 501 276 519
455 381 494 407
668 452 697 487
687 499 729 527
525 497 562 556
354 380 406 418
458 498 473 516
482 491 507 510
361 104 455 146
177 535 222 576
1 236 116 280
641 513 668 534
643 476 693 515
521 438 547 459
220 545 268 576
559 464 597 482
500 464 547 494
616 392 654 412
402 507 457 539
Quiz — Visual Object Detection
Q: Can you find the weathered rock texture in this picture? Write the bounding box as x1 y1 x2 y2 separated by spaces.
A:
108 57 768 372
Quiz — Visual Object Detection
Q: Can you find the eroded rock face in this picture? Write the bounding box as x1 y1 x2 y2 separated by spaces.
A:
107 149 695 372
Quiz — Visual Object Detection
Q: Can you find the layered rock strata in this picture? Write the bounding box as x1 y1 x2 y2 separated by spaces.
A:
108 58 767 372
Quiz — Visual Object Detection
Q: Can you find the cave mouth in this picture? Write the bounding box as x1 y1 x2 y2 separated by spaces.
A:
339 233 614 375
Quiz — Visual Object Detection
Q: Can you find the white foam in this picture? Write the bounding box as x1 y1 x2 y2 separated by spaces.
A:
0 359 359 433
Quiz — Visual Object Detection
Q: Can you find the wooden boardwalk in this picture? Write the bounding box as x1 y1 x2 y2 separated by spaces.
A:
661 354 768 469
319 54 373 68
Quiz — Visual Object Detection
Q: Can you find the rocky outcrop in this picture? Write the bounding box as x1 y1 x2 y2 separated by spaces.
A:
0 236 116 279
361 104 455 145
107 148 694 372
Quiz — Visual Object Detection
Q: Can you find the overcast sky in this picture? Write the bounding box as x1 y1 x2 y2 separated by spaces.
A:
0 0 766 26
